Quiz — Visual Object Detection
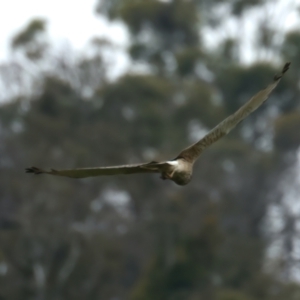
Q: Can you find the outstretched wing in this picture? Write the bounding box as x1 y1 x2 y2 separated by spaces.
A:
177 62 291 163
26 161 171 178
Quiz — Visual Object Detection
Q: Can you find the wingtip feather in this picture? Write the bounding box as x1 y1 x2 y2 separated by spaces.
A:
25 167 43 175
274 62 291 81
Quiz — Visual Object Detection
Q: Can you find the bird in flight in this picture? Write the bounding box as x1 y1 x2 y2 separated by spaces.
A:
26 62 290 185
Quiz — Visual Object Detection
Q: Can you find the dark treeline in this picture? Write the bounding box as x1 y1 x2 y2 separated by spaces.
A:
1 0 300 299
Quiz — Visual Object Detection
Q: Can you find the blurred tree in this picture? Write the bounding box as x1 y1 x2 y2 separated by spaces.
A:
0 0 299 299
11 18 48 60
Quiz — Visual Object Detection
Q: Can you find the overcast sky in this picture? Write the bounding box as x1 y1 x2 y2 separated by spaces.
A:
1 0 299 67
0 0 128 61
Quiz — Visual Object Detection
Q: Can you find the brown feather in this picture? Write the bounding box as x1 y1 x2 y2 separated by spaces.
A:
26 63 290 185
25 161 171 178
177 62 290 163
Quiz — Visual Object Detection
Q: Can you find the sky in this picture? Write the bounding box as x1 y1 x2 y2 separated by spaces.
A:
1 0 299 64
0 0 128 61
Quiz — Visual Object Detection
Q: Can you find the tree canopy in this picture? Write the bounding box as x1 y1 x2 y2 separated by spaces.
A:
0 1 300 299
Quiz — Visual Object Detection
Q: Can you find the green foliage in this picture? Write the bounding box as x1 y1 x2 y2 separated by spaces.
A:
216 289 253 300
11 19 46 49
131 214 222 300
96 74 174 151
172 81 226 137
218 39 240 64
274 112 300 151
216 62 296 116
119 0 198 44
109 0 200 73
231 0 263 16
11 19 48 60
282 31 300 66
175 48 203 76
281 31 300 80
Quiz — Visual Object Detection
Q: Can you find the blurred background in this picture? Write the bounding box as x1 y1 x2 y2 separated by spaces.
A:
1 0 300 299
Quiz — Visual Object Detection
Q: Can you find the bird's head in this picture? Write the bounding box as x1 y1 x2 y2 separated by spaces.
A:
171 171 192 186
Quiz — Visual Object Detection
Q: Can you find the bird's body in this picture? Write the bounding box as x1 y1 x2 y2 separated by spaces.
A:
27 159 193 186
26 62 290 185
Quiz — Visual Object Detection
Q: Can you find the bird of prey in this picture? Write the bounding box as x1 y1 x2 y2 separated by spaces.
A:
26 62 290 186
